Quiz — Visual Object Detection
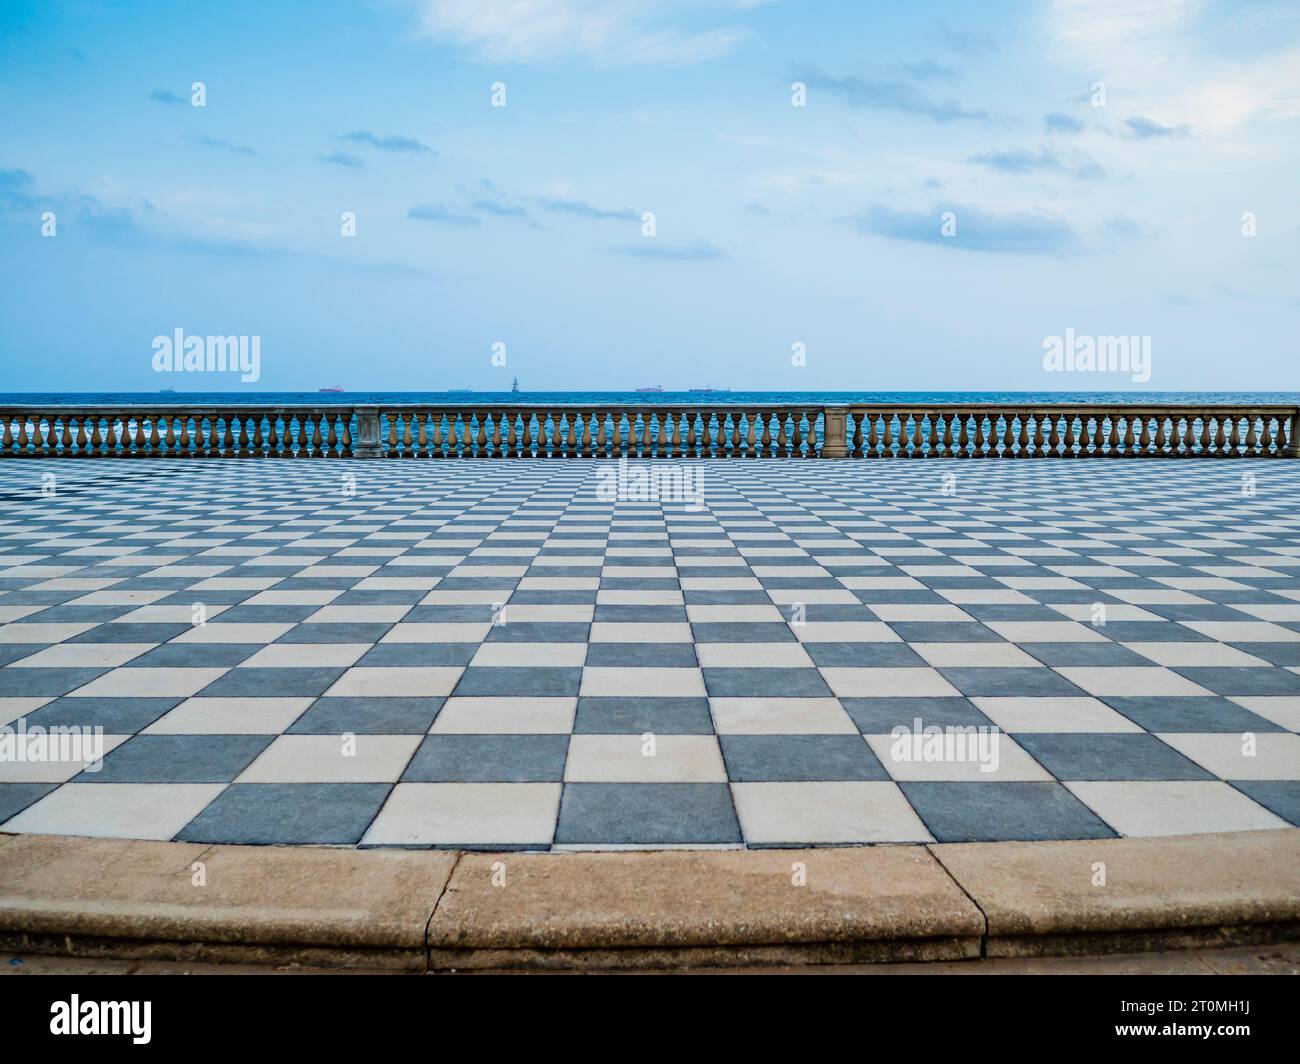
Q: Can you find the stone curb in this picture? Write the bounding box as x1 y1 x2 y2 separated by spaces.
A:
0 830 1296 971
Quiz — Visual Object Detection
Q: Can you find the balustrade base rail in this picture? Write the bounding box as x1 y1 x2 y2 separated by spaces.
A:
1 404 1296 459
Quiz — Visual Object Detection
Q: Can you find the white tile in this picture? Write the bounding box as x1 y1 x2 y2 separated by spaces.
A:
237 734 421 782
1067 781 1288 836
733 782 932 844
564 735 725 782
361 783 561 846
1 783 224 839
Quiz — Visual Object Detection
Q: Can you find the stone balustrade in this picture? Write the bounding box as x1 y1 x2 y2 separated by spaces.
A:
0 404 1296 458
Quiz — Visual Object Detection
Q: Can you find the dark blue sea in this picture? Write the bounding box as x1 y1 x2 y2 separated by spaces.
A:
4 391 1298 407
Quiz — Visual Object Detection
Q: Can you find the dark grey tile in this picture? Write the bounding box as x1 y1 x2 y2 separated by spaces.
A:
555 783 740 844
720 735 888 781
176 783 391 844
402 734 569 782
900 781 1117 842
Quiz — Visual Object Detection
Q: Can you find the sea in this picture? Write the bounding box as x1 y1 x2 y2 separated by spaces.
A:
3 391 1298 407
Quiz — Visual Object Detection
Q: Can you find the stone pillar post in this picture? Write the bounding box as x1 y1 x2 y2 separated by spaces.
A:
352 407 384 458
821 407 849 458
1286 409 1300 458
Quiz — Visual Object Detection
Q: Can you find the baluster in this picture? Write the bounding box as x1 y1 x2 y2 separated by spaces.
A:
396 411 411 457
130 415 145 456
501 411 514 458
1015 413 1028 458
1246 415 1259 456
579 408 595 455
1214 415 1227 456
1259 415 1273 456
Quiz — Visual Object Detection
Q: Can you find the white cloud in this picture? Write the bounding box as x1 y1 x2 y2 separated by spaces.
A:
1046 0 1300 135
404 0 755 65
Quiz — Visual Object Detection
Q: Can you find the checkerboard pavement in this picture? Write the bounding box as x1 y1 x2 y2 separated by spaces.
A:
1 457 1298 849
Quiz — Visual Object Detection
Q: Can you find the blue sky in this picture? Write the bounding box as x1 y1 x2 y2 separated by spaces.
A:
1 0 1297 392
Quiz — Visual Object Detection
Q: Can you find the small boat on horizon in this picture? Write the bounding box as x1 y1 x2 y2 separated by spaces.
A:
319 385 344 393
688 387 730 393
635 386 664 393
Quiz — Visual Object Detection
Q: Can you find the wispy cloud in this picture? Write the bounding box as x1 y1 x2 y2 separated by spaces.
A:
795 65 987 123
319 150 364 168
191 135 257 157
615 238 726 261
340 130 436 155
1125 115 1191 138
934 20 998 56
901 59 959 83
536 197 638 221
403 0 751 66
969 146 1104 179
0 168 38 211
1104 216 1144 238
408 202 480 225
148 89 185 106
849 202 1080 255
1044 111 1084 133
472 198 531 219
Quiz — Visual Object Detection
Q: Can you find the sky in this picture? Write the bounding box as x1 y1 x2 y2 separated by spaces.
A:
1 0 1297 393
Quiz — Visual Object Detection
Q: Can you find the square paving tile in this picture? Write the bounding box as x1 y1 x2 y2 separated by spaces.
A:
732 781 932 844
1065 781 1288 836
402 734 569 782
362 782 562 847
555 782 741 845
176 783 392 844
899 781 1117 842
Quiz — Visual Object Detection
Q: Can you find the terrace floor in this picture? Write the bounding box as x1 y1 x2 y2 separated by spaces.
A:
1 457 1298 849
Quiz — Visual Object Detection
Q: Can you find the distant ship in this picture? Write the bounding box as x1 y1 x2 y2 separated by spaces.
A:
511 377 519 393
318 385 344 393
635 386 664 393
159 388 176 395
688 387 730 393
